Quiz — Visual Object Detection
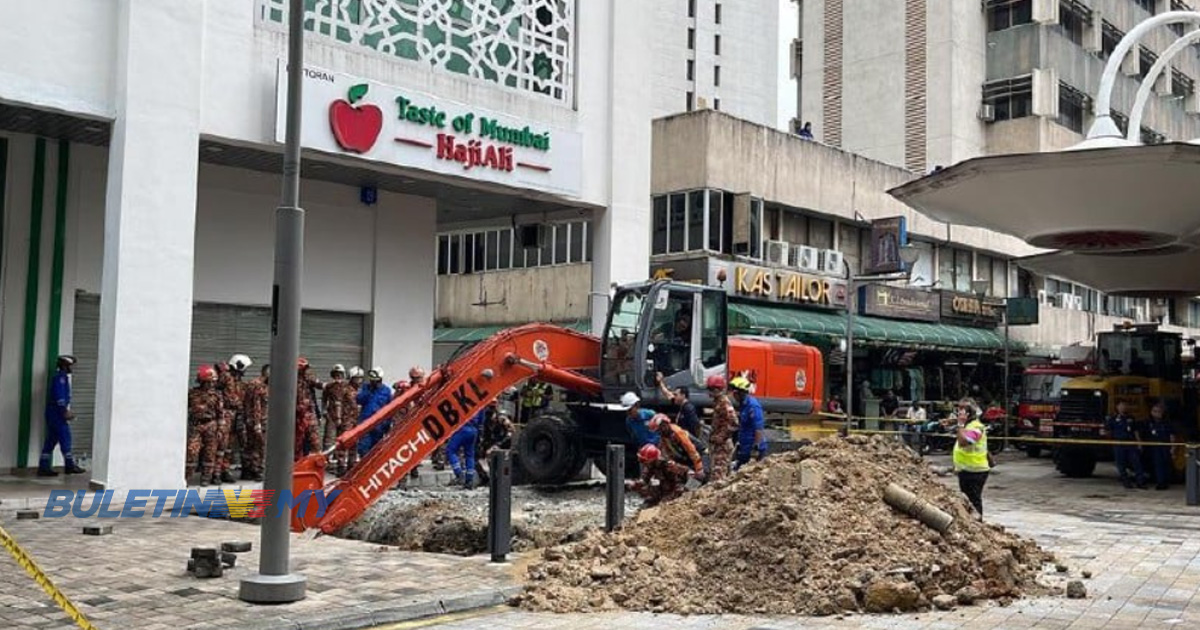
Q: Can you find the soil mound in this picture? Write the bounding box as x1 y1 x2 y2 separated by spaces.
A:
516 435 1054 615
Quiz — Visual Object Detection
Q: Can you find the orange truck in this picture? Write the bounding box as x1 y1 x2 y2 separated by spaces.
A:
292 279 824 532
1016 361 1093 458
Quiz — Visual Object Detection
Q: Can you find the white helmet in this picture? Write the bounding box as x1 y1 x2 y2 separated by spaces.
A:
367 367 385 381
620 392 640 410
229 354 252 372
331 363 346 375
348 366 364 378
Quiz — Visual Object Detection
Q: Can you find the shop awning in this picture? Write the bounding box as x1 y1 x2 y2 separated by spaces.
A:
728 302 1023 353
432 320 592 344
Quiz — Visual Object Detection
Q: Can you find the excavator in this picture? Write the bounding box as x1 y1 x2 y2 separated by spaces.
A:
292 279 825 533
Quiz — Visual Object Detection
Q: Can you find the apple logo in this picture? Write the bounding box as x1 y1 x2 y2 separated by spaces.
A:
329 83 382 153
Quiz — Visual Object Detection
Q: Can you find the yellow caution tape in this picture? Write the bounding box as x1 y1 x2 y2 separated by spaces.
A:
0 523 100 630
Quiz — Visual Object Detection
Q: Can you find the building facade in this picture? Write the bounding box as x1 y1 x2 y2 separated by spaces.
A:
0 0 652 487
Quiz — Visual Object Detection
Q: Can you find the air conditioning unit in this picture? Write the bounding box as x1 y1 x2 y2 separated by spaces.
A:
765 240 790 266
978 102 996 122
822 249 844 275
1037 289 1050 305
797 245 821 272
1053 293 1069 309
1066 294 1083 311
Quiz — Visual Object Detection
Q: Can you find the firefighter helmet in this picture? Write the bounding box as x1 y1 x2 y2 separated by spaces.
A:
637 444 661 464
648 413 672 432
729 376 752 392
705 374 727 391
229 354 252 372
348 366 364 379
197 365 217 382
331 364 346 376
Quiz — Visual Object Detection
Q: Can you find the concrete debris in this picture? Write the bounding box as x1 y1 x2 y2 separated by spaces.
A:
1066 580 1087 599
221 541 252 553
932 594 957 610
1082 570 1093 579
516 436 1052 616
82 524 112 536
16 510 38 520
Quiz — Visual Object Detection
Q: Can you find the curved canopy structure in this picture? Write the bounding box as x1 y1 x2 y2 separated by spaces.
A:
1019 247 1200 297
889 143 1200 253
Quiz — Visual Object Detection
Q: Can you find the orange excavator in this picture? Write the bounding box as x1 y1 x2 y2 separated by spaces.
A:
292 280 825 533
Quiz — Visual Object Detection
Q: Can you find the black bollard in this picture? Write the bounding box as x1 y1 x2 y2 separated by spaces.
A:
1188 447 1199 507
605 444 625 532
487 449 512 562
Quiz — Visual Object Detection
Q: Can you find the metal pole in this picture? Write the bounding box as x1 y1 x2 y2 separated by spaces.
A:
240 0 306 603
487 450 513 562
843 274 855 437
1003 311 1011 450
1188 447 1199 506
605 444 625 532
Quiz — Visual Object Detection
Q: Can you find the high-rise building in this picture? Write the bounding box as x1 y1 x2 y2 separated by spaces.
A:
797 0 1200 171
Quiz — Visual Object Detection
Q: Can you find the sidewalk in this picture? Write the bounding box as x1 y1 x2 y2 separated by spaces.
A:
0 472 519 630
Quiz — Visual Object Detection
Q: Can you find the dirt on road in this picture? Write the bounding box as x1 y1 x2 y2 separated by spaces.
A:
515 435 1058 616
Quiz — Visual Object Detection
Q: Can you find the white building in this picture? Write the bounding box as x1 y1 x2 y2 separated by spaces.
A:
0 0 652 489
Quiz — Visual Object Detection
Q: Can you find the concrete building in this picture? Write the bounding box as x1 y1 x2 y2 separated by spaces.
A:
0 0 652 488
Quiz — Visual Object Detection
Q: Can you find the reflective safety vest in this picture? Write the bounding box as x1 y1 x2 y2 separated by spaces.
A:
952 420 990 473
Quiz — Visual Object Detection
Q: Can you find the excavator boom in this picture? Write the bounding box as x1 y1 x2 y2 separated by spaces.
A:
291 324 602 533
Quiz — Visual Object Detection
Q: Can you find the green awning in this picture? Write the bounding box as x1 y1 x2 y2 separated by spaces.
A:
432 320 592 344
728 302 1024 353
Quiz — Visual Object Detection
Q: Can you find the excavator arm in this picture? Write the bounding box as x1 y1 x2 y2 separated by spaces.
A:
291 324 603 533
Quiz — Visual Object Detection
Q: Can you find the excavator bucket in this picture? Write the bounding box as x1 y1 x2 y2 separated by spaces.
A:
290 454 329 532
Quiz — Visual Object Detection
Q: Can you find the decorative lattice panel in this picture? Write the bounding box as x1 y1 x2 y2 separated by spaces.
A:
260 0 575 103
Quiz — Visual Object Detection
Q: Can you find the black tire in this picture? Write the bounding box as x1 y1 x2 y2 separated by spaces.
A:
1025 444 1042 458
516 415 579 484
1057 447 1097 478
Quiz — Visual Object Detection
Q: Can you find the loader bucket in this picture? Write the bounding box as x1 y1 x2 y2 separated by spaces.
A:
289 454 328 532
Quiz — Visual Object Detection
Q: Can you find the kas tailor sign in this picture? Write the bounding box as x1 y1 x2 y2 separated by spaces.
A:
275 61 584 198
41 488 340 519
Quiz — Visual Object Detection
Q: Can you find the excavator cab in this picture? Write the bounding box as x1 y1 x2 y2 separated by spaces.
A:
600 280 728 404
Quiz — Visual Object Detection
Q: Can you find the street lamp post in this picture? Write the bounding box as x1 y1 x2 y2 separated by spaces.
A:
240 0 307 604
973 279 1011 448
842 245 921 436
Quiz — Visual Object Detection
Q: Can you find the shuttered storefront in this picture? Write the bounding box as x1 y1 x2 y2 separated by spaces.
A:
69 294 365 459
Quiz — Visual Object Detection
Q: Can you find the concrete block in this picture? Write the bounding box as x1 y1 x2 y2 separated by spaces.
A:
220 552 237 567
193 561 223 579
222 541 252 553
439 589 507 614
16 510 38 520
82 524 113 536
799 460 826 490
294 608 374 630
366 600 443 625
190 547 218 560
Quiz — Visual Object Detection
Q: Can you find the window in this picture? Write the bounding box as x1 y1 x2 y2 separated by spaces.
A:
1057 82 1089 133
954 249 972 293
983 75 1034 122
1171 1 1192 35
1057 0 1090 45
714 34 721 55
1137 47 1158 81
749 198 763 259
1141 126 1166 145
715 3 722 23
707 190 725 253
1111 110 1129 135
688 27 695 50
985 0 1033 32
436 222 591 274
688 0 696 18
1132 0 1156 14
714 98 721 110
653 196 668 254
1101 21 1123 59
669 193 686 253
688 190 706 253
808 216 834 250
687 59 694 81
1172 68 1195 99
714 65 721 86
686 91 694 111
1189 301 1200 328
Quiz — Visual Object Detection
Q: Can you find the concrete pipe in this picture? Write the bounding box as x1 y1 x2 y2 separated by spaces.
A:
883 483 954 534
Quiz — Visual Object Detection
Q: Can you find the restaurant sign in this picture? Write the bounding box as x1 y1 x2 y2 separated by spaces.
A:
649 257 847 309
940 291 1004 327
858 284 939 322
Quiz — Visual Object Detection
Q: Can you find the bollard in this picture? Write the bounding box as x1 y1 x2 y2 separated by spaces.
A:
605 444 625 532
486 449 512 563
1188 447 1199 507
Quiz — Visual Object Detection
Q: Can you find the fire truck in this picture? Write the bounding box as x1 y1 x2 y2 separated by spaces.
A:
290 279 825 533
1015 360 1093 458
1053 323 1194 478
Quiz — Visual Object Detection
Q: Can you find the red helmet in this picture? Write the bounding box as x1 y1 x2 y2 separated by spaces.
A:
705 375 727 390
637 443 661 464
648 413 672 432
197 365 217 382
297 357 309 370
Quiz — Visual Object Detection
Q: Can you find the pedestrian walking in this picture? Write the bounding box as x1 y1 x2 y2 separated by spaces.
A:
1107 400 1147 489
705 375 737 482
1145 401 1173 490
729 376 767 469
37 355 85 476
186 365 224 486
953 407 991 516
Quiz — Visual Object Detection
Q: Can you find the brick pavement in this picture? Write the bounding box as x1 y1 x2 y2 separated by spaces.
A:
0 474 517 630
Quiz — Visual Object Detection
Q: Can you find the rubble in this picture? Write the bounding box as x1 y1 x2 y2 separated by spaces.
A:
1066 580 1087 599
516 436 1053 615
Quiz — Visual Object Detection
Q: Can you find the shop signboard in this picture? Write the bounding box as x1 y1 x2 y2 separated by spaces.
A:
940 291 1005 327
865 216 908 275
1005 297 1039 326
276 62 583 198
858 284 939 322
649 257 847 309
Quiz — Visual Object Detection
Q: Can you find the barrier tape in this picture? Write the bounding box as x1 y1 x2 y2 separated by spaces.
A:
0 523 100 630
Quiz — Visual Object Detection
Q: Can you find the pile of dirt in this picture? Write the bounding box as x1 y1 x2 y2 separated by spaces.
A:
516 435 1056 615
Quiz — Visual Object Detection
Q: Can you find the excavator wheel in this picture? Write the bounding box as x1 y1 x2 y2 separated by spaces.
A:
517 415 582 485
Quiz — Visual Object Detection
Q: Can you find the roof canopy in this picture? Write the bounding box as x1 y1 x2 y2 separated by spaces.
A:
1018 248 1200 297
889 144 1200 253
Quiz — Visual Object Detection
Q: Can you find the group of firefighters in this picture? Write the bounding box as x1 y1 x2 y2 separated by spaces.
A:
619 372 768 506
184 355 517 487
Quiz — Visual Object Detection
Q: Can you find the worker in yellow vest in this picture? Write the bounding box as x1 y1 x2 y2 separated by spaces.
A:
952 406 991 517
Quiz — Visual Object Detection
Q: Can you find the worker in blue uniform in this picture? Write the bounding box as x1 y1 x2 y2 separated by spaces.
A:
447 410 484 489
729 376 767 469
38 355 85 476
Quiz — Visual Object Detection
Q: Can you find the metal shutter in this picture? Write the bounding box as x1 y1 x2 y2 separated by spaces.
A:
70 293 101 459
68 296 365 460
